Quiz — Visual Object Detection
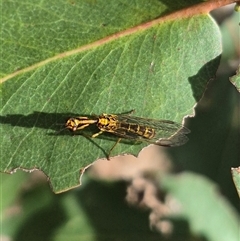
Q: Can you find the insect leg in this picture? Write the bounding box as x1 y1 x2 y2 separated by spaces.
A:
128 109 135 115
124 109 135 115
78 123 90 129
81 133 109 158
91 131 103 138
107 138 122 160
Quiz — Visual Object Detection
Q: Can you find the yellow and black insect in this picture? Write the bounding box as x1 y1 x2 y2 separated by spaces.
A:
65 111 190 158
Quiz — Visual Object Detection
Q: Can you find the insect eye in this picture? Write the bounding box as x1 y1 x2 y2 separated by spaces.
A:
65 119 74 128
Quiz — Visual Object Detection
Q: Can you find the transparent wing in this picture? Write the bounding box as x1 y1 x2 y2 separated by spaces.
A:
115 114 190 147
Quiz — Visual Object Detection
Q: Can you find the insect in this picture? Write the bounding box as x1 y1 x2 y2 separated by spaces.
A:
65 111 190 159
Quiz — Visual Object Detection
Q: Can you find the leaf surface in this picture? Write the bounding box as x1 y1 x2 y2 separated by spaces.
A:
1 0 222 192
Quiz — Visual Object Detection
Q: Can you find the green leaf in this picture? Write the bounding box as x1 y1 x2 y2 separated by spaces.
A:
0 172 53 238
231 167 240 198
1 177 162 241
161 172 240 241
230 66 240 91
1 0 222 192
0 172 28 217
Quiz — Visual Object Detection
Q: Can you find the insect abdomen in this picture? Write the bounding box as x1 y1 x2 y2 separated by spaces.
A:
118 123 155 139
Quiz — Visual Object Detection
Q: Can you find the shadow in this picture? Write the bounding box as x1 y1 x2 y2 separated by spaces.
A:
13 178 193 241
168 57 240 212
0 111 142 160
75 179 195 241
188 55 222 102
76 180 163 241
0 111 77 132
0 111 143 144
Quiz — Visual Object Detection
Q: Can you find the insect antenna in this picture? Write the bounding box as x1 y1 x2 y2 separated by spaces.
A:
54 122 69 135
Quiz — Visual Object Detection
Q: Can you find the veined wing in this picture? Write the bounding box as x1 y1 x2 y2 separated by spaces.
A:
116 114 190 147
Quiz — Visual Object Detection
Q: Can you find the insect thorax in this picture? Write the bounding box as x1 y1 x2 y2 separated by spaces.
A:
97 114 118 131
